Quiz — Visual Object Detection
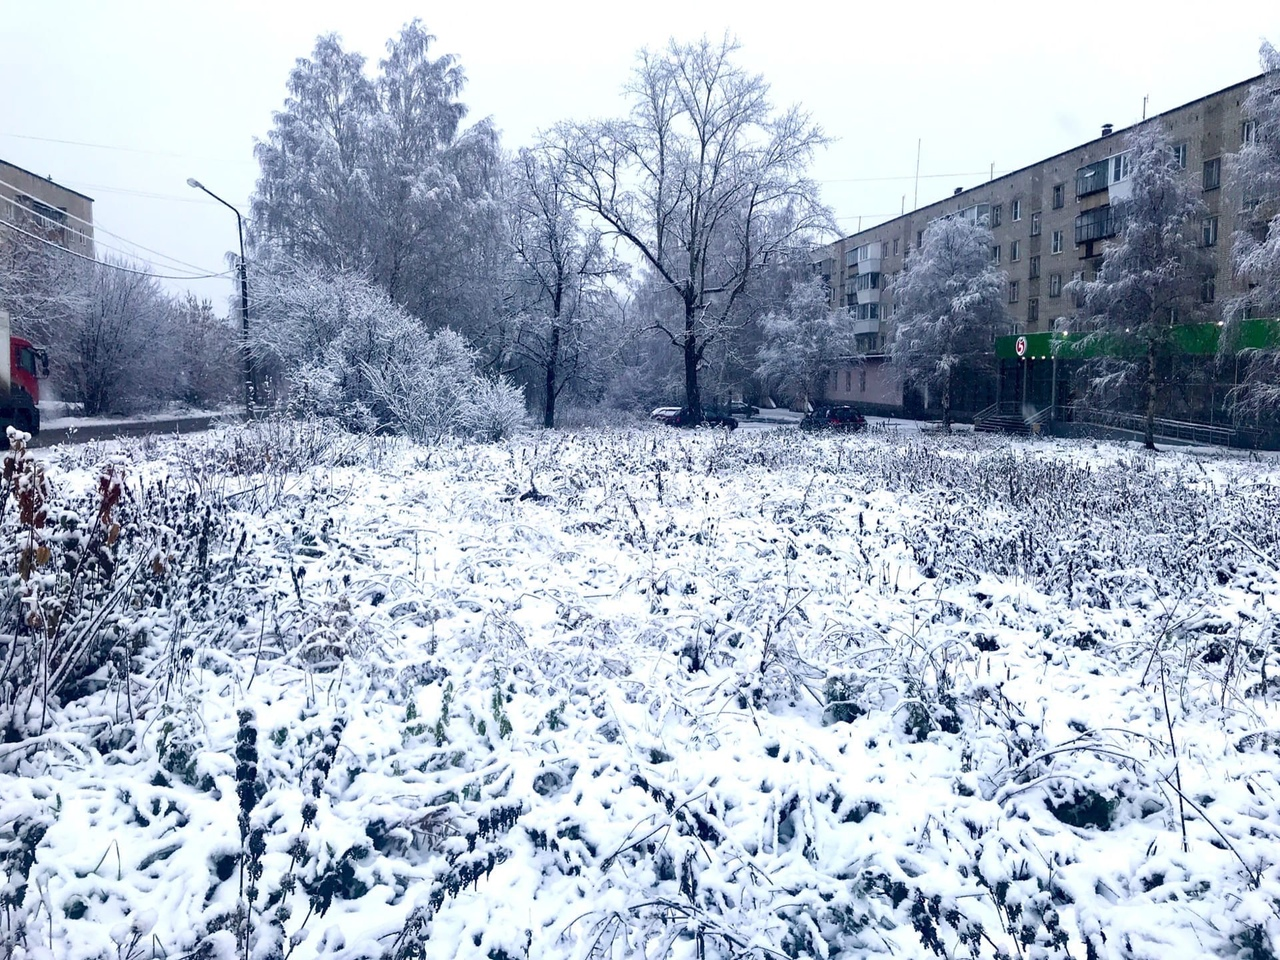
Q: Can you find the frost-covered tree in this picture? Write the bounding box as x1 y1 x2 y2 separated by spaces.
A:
57 259 174 415
250 258 516 440
1069 123 1209 449
251 22 505 334
756 276 860 407
889 214 1008 428
556 34 831 422
506 147 622 427
1223 41 1280 416
169 293 238 408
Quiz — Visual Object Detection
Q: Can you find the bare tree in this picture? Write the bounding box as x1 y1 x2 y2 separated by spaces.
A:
889 214 1008 429
1069 123 1209 449
555 34 831 421
507 147 622 427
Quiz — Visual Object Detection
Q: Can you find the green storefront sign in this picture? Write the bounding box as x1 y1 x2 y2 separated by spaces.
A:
995 319 1280 361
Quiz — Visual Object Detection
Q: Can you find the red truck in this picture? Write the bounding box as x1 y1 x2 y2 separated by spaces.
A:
0 309 47 437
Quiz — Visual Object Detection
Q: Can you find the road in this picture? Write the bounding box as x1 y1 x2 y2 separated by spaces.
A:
29 414 226 448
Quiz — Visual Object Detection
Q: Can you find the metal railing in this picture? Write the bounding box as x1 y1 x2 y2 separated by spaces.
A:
1071 406 1240 446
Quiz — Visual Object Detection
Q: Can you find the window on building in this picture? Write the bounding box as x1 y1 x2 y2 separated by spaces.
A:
1110 153 1131 184
917 230 923 247
1048 273 1062 298
992 244 1001 264
1008 280 1020 304
1052 184 1065 209
992 204 1002 227
1172 143 1188 168
1011 199 1022 221
846 369 852 391
1202 216 1219 247
1028 297 1040 323
1029 255 1040 279
1030 211 1041 236
1051 230 1064 255
893 238 899 256
1072 271 1086 308
1201 275 1216 303
1243 120 1257 144
1203 157 1221 191
1010 240 1021 262
859 368 867 393
845 248 858 267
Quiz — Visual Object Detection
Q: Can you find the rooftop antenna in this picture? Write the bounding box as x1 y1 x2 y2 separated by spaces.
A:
1142 94 1149 120
913 139 921 211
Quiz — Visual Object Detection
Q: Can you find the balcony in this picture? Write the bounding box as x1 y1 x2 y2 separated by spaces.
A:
1075 205 1123 245
852 318 880 336
1075 159 1110 198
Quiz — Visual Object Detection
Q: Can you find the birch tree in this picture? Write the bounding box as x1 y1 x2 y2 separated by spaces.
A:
1223 41 1280 415
556 34 831 422
1069 123 1209 449
889 214 1008 429
250 22 504 333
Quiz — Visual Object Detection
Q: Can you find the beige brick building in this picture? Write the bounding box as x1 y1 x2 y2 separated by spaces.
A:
816 75 1259 413
0 158 95 256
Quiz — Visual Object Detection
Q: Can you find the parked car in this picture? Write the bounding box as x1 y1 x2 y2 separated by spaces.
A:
650 406 682 424
656 407 738 430
799 404 867 432
728 401 759 418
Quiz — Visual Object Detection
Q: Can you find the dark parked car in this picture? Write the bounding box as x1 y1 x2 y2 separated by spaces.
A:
799 404 867 432
657 407 738 430
728 401 760 418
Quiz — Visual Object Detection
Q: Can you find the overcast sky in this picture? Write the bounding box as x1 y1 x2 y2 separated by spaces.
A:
2 0 1275 310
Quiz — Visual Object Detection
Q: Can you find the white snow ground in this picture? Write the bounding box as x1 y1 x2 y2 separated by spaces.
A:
2 421 1278 960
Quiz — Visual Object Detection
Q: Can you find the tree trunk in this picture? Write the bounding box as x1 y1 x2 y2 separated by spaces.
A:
1144 336 1157 450
543 321 559 428
684 301 702 422
942 367 953 431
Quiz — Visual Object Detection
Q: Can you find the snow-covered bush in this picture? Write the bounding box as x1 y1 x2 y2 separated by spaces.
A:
460 375 528 442
4 427 1280 960
253 260 523 440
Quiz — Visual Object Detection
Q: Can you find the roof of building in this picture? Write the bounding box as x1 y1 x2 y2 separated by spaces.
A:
0 157 95 204
833 73 1264 246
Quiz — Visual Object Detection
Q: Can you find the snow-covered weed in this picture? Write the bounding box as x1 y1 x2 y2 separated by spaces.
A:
3 427 1280 959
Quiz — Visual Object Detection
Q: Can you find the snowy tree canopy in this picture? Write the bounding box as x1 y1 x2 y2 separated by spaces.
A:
1069 122 1209 447
888 213 1008 426
250 21 505 333
755 275 861 406
1225 40 1280 415
555 34 832 421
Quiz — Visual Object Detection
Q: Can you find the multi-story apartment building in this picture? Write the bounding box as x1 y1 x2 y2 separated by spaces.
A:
0 158 95 257
815 75 1260 415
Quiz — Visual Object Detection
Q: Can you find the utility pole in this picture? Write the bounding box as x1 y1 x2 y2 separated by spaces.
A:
187 178 254 418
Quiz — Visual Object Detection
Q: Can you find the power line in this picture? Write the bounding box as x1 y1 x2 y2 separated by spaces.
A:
817 169 1011 185
0 130 204 160
0 175 224 276
0 217 232 281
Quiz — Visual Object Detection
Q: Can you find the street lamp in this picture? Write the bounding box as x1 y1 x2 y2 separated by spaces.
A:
187 177 253 417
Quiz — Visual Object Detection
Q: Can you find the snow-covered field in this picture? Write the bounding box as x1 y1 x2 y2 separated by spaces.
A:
2 421 1279 960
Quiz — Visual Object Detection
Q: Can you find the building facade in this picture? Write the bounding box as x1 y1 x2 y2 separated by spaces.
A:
0 158 95 257
815 76 1259 413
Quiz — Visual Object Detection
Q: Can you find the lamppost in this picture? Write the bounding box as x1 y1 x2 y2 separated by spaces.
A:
187 177 254 418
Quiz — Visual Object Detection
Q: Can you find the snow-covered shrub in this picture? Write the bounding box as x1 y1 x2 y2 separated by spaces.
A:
460 375 528 442
253 260 517 440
